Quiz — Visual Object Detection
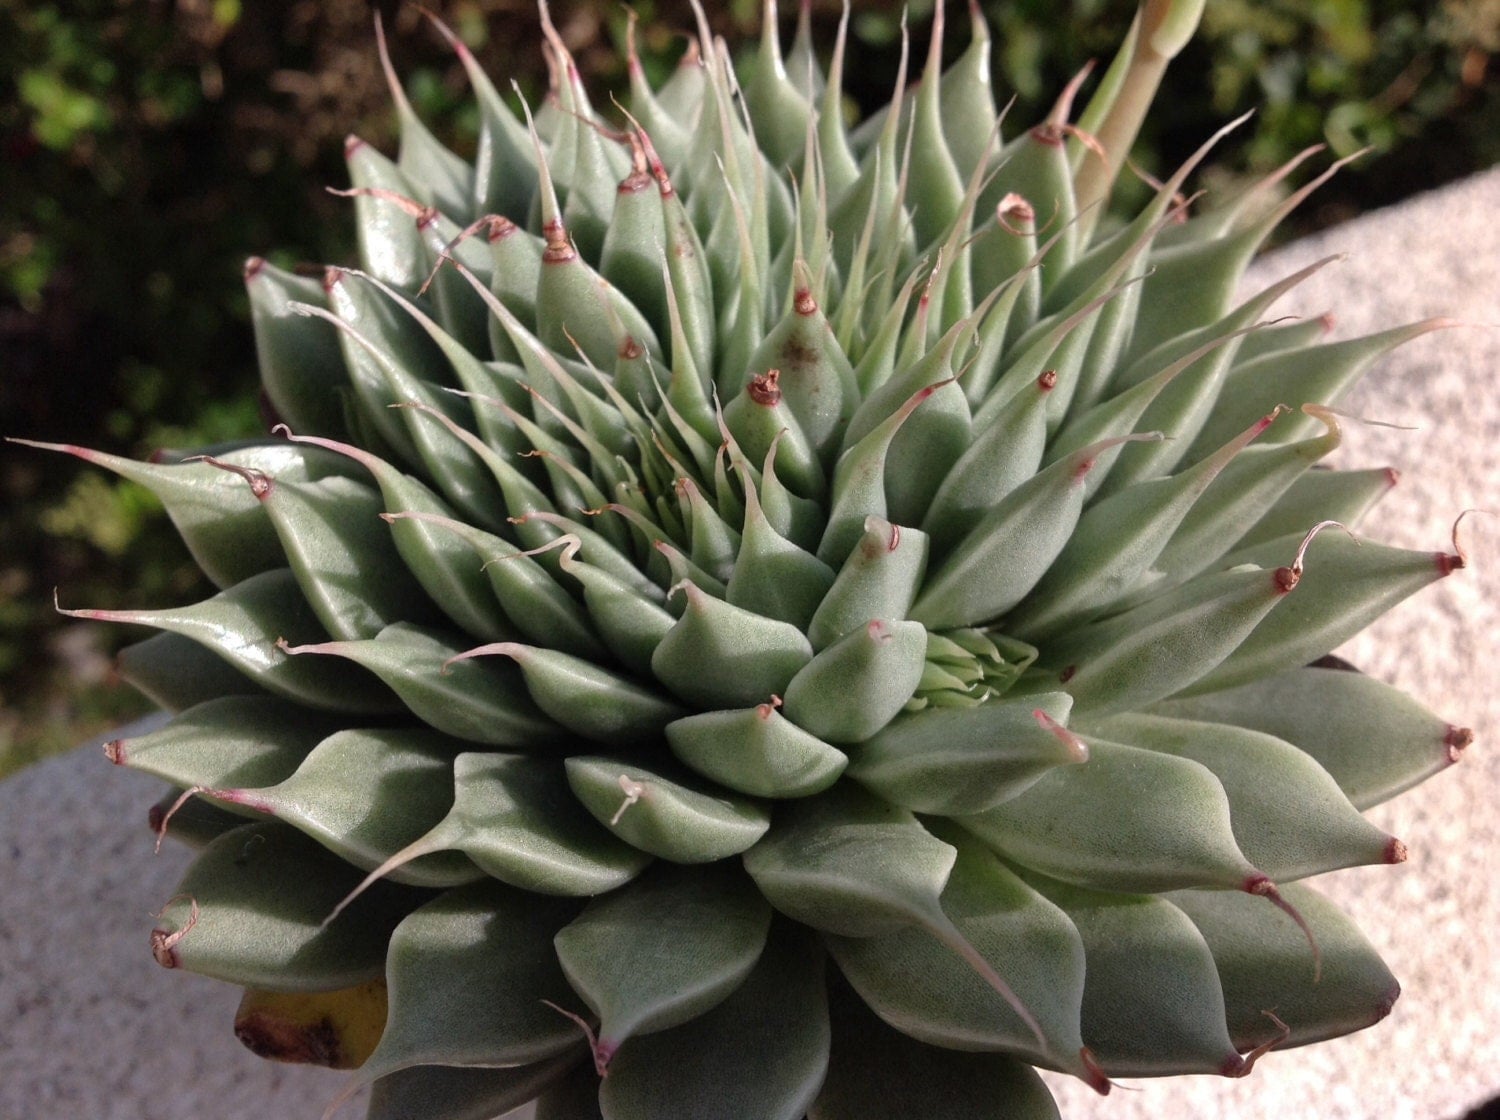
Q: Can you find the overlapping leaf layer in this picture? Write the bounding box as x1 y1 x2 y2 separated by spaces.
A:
50 2 1473 1117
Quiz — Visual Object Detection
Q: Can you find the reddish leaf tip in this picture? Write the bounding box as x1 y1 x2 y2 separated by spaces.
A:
486 214 518 242
996 192 1036 232
748 369 783 407
1282 520 1354 591
618 167 652 195
243 256 266 281
1033 709 1089 762
1385 837 1409 864
1078 1047 1112 1095
148 894 200 969
1445 507 1488 572
1372 981 1401 1025
103 739 125 765
1220 1053 1249 1078
150 929 181 969
1445 725 1474 762
542 219 575 262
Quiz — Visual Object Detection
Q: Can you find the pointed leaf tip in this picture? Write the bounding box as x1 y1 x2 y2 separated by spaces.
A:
1034 709 1089 763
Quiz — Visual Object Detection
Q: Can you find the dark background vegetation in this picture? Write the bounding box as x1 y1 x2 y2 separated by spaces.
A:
2 0 1496 771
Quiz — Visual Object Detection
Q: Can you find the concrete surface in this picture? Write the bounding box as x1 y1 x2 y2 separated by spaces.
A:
3 169 1496 1120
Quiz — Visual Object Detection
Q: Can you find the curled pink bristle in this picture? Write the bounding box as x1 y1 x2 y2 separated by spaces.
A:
756 694 784 719
1278 520 1356 592
995 193 1036 236
1246 876 1323 982
149 894 200 969
1078 1046 1112 1095
1225 1011 1292 1078
184 455 273 500
1035 60 1097 142
1445 725 1475 763
541 1000 611 1077
325 185 427 218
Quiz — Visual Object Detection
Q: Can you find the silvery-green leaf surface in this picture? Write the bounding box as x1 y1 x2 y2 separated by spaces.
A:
52 4 1471 1117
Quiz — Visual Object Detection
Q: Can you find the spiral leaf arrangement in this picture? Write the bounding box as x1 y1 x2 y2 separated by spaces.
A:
30 1 1474 1117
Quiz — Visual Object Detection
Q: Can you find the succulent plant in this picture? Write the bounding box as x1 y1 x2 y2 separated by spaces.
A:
28 0 1475 1116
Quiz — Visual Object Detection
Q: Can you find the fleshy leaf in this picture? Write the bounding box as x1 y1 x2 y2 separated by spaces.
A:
262 474 440 640
961 738 1263 894
1081 712 1400 880
61 568 399 715
566 756 771 863
826 821 1091 1075
743 783 957 937
117 631 269 712
451 641 685 745
1153 665 1470 810
742 784 1048 1047
338 882 582 1102
781 619 928 744
338 753 650 901
806 517 929 651
16 439 356 589
1183 531 1460 695
601 920 830 1120
848 693 1081 815
651 581 814 709
666 703 847 798
368 1051 582 1120
553 862 772 1067
810 985 1062 1120
1169 883 1399 1048
107 695 340 795
281 622 556 747
246 259 350 438
150 821 417 990
1021 873 1243 1077
1037 563 1295 715
912 438 1137 629
221 728 477 886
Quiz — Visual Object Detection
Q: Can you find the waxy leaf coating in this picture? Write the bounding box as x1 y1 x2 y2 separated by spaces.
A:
53 4 1471 1118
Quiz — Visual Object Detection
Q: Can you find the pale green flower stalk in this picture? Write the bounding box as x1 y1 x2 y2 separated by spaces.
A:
22 1 1472 1117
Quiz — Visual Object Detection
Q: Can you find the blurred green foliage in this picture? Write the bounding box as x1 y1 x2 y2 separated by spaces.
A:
2 0 1495 771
